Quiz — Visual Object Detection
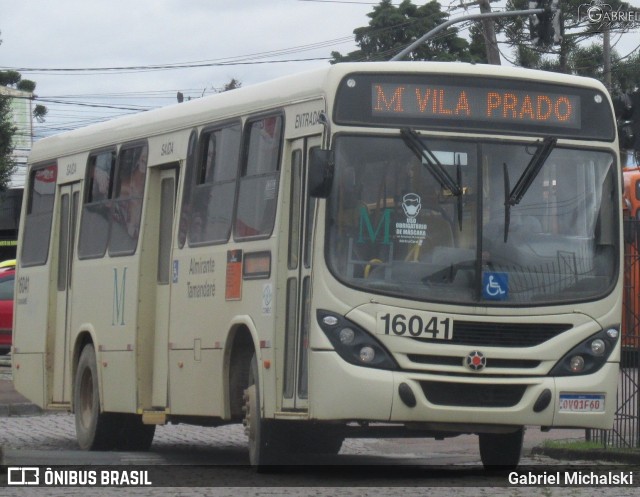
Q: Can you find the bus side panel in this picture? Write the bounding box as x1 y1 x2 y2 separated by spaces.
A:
168 349 223 416
12 353 46 408
13 266 52 408
71 261 140 413
168 247 221 417
99 350 136 412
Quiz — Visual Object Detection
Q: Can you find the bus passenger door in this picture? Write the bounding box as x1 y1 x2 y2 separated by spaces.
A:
151 166 178 408
53 182 81 404
282 136 320 410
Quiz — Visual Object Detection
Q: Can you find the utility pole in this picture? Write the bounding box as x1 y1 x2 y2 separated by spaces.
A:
479 0 501 65
603 26 612 90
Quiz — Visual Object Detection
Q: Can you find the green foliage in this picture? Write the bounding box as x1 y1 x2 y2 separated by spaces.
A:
613 51 640 93
0 70 21 87
331 0 481 63
0 30 47 188
16 79 36 93
502 0 640 90
220 78 242 92
33 104 48 123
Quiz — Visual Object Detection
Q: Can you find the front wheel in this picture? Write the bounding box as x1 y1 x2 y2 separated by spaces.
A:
74 344 117 450
243 353 285 467
478 427 524 469
288 425 344 455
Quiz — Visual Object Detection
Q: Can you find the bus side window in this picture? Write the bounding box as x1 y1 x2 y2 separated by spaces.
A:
235 115 283 239
21 164 58 267
109 144 147 256
78 150 116 259
188 123 241 245
178 130 198 249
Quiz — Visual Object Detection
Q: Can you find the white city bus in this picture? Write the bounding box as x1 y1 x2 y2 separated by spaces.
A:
13 62 622 468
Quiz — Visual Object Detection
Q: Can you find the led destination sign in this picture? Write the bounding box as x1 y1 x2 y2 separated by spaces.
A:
372 83 581 129
334 73 615 141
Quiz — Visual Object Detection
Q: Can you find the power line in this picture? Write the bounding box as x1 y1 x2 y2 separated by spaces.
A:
3 57 332 76
297 0 394 4
35 98 151 112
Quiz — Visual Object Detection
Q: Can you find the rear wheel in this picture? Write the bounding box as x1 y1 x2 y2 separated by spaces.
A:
478 427 524 469
74 344 117 450
114 413 156 451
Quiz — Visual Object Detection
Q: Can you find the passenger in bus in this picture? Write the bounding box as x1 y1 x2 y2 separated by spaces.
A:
113 147 147 240
90 157 111 203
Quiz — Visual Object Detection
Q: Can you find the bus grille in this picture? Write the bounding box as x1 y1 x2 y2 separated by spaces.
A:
407 354 540 369
413 322 571 347
419 381 527 408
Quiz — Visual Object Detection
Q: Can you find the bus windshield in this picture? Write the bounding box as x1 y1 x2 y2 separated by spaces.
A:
326 134 617 305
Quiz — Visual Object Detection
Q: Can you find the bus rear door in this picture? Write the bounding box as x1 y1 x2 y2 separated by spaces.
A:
52 182 81 404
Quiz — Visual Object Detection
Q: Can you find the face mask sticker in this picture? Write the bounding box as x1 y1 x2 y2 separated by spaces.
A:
395 193 427 245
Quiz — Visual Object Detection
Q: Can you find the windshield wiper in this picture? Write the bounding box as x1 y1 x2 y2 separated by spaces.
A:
401 128 463 230
503 137 557 242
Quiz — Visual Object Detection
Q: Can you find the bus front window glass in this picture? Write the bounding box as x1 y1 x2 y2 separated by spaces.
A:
326 135 617 305
482 145 616 303
235 116 283 240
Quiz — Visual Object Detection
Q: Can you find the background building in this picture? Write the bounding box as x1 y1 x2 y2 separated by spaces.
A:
0 86 32 261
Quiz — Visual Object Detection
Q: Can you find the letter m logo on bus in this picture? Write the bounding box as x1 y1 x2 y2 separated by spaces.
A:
358 206 392 245
112 267 127 326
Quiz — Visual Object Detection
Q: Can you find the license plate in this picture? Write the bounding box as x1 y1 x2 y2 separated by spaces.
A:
377 311 453 340
559 394 605 412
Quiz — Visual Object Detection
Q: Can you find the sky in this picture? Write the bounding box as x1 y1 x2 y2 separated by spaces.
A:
1 0 639 141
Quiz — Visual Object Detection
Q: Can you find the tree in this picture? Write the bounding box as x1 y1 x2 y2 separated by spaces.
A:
500 0 640 90
0 32 48 124
219 78 241 92
330 0 482 63
0 32 17 190
613 51 640 93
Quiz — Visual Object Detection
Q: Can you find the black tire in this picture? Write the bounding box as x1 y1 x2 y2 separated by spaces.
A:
244 353 285 467
74 344 118 450
288 425 344 455
305 431 344 455
478 427 524 470
114 413 156 451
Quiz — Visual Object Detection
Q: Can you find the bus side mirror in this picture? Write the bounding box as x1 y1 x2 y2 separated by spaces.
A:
308 148 334 198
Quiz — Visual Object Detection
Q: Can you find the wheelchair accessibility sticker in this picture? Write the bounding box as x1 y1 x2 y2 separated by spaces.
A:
482 272 508 301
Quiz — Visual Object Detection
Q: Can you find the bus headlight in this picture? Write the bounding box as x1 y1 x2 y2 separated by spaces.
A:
339 327 356 345
590 339 606 356
549 327 619 377
317 310 398 370
359 346 376 363
569 355 585 372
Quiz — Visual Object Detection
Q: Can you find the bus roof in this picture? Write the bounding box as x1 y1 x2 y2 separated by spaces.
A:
28 61 609 164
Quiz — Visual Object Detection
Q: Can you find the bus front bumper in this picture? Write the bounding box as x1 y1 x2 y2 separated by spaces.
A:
308 350 617 431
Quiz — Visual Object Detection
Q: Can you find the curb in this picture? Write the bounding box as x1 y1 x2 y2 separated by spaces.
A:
531 446 640 464
0 403 42 417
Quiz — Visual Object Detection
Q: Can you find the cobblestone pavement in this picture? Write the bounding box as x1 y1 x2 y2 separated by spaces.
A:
1 355 637 496
1 412 638 497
